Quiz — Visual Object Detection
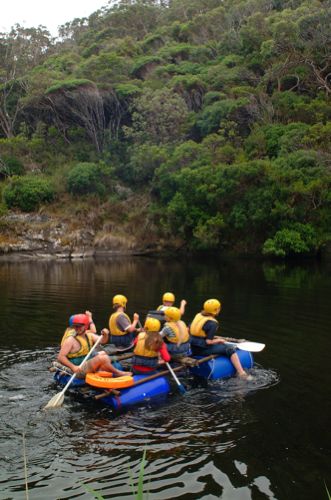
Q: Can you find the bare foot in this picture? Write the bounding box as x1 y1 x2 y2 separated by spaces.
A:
238 371 253 381
117 370 132 377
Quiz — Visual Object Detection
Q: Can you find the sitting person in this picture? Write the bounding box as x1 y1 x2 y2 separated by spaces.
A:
63 310 97 348
161 307 191 358
190 299 252 380
131 317 170 375
108 294 140 349
58 313 131 378
68 310 97 333
157 292 187 316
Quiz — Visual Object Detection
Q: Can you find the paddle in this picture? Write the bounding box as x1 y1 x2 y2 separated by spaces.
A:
165 362 186 394
44 335 103 410
224 341 265 352
110 352 133 362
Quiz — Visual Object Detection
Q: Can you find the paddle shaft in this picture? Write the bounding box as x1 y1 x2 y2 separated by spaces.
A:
166 362 186 393
56 336 103 396
94 365 184 399
94 354 217 400
110 352 133 362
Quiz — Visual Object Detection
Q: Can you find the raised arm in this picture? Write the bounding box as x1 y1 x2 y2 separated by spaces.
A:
85 310 97 333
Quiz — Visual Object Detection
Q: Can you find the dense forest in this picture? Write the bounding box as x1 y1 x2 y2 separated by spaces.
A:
0 0 331 258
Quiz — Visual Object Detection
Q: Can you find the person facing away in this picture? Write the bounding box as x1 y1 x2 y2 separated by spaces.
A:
58 313 131 378
161 306 191 357
108 294 140 348
189 299 252 380
131 317 171 375
157 292 187 316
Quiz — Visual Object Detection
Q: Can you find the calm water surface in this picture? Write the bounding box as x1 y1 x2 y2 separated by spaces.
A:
0 257 330 500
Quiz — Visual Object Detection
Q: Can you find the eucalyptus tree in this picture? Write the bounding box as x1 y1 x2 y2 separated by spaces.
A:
0 24 53 138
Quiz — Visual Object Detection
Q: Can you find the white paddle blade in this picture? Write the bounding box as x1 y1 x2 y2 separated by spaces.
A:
44 391 65 410
236 341 265 352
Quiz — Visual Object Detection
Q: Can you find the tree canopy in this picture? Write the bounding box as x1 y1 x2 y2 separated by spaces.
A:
0 0 330 257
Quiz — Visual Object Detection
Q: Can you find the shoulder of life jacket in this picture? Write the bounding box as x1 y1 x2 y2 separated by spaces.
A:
134 332 159 358
109 311 131 336
190 313 218 337
164 321 189 343
67 332 95 359
61 327 76 346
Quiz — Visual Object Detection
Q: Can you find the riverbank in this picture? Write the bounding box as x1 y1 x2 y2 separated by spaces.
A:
1 210 330 261
0 209 181 260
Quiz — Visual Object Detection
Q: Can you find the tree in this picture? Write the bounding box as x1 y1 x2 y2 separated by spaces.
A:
0 25 53 138
40 80 122 153
125 87 189 144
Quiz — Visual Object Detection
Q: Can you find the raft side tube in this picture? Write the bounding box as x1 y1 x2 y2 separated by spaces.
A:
97 375 171 410
190 350 253 379
54 372 86 387
54 371 171 409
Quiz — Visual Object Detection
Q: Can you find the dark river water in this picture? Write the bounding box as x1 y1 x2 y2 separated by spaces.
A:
0 257 330 500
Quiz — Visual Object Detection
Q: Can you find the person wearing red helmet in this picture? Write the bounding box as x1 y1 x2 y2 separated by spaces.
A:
62 310 97 347
57 313 131 378
70 311 97 333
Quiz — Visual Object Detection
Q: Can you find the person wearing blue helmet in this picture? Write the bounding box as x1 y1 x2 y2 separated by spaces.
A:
68 310 96 332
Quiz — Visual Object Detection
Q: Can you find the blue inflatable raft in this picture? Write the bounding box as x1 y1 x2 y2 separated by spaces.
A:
53 350 253 409
54 371 171 410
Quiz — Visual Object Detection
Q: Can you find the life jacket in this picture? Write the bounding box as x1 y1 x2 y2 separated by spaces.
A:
164 320 189 344
190 313 218 338
157 305 168 311
132 332 159 368
109 311 131 336
61 327 76 346
65 332 95 359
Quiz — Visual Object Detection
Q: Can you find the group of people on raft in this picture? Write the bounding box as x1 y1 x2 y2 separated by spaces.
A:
57 292 252 382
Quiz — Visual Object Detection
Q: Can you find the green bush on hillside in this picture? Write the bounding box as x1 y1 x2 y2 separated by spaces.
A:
262 223 318 258
2 176 55 212
66 162 109 196
0 157 25 178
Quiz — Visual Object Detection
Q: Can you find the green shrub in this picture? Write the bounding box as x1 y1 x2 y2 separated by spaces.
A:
262 223 318 257
128 144 168 184
66 162 110 196
197 98 249 136
0 157 25 178
2 175 55 212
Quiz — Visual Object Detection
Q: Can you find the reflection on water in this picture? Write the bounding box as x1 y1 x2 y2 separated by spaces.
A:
0 351 279 500
0 257 330 499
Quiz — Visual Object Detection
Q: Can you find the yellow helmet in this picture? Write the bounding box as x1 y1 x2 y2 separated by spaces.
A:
112 294 128 308
144 317 161 332
163 292 175 302
203 299 221 315
165 306 181 322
